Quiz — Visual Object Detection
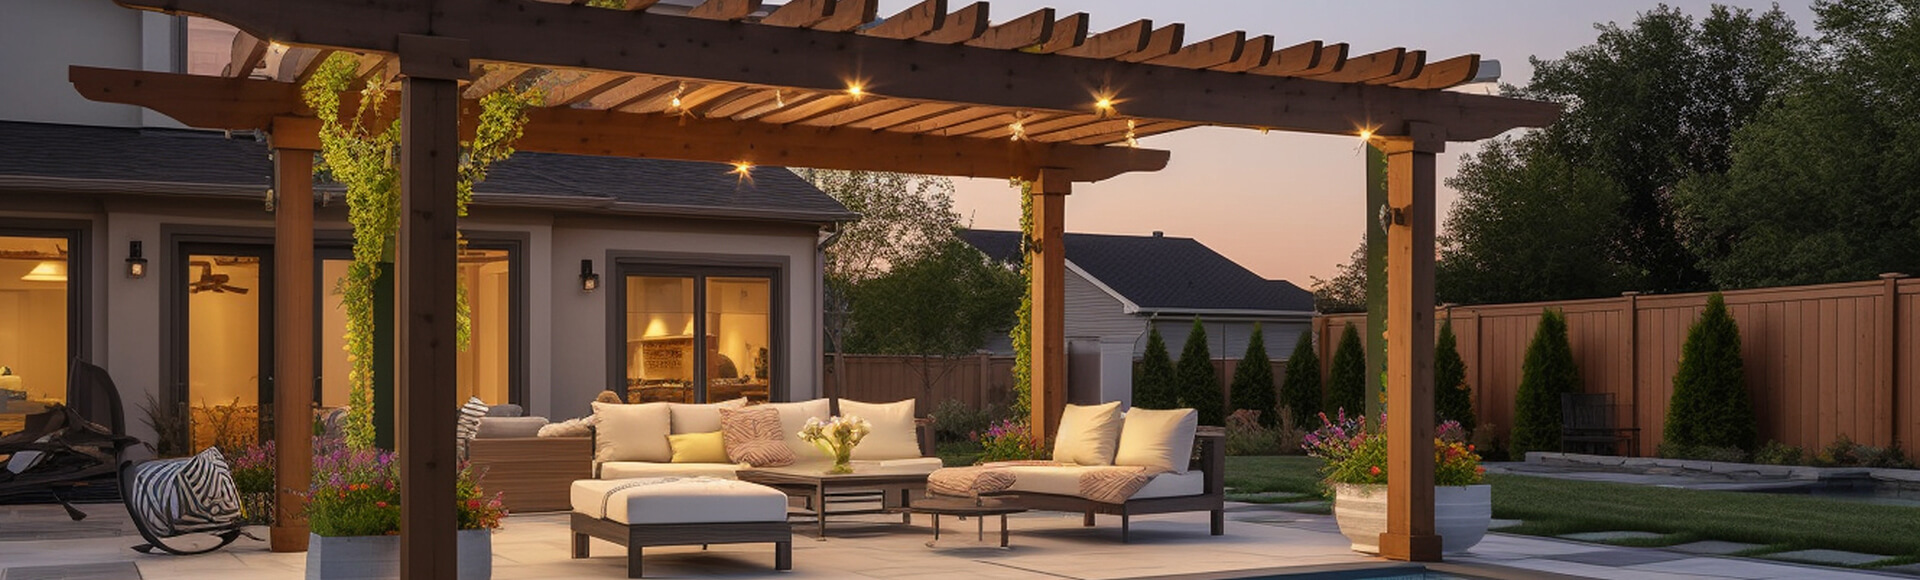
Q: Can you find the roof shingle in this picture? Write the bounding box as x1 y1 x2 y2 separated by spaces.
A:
960 229 1314 313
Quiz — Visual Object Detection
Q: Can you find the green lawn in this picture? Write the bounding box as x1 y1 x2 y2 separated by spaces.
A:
1226 456 1920 560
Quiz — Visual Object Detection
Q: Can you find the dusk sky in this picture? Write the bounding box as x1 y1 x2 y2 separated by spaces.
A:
873 0 1820 287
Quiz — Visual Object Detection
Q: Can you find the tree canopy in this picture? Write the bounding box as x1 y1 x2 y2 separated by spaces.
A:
1176 319 1225 426
1228 323 1278 427
1134 325 1179 410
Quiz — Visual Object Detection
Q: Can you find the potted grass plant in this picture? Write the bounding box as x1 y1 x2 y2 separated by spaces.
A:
305 437 506 580
1304 411 1490 555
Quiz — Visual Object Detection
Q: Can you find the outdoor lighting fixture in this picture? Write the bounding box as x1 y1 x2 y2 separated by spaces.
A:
1358 129 1374 141
1377 204 1408 233
579 259 600 293
126 240 148 279
846 83 865 98
732 161 754 175
21 260 66 282
1125 119 1139 148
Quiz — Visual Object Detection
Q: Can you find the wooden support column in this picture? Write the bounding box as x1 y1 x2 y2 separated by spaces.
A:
268 118 318 553
1377 123 1442 563
396 33 468 580
1030 169 1070 442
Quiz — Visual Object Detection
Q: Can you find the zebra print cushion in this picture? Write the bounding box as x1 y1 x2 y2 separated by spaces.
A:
456 396 489 454
128 447 242 537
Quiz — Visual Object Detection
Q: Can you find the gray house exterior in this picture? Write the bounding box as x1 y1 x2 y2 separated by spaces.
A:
960 230 1315 407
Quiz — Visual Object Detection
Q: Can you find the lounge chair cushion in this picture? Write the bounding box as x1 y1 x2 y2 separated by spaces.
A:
761 398 832 463
1000 465 1205 500
598 461 745 480
1052 402 1123 465
475 416 548 439
837 399 919 460
571 477 787 525
592 402 673 463
1115 408 1198 474
667 398 749 435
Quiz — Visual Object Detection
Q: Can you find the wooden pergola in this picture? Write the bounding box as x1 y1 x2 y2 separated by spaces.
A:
77 0 1557 573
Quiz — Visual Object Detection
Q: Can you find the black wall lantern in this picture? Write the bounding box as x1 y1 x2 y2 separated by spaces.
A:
126 240 148 279
580 258 600 293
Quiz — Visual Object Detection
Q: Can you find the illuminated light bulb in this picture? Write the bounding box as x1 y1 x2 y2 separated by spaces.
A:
774 90 785 108
732 161 754 175
1358 129 1374 141
1125 119 1139 148
1009 112 1028 141
668 81 686 110
847 84 865 98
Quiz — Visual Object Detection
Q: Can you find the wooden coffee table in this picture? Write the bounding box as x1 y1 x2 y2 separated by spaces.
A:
737 463 933 539
908 496 1028 548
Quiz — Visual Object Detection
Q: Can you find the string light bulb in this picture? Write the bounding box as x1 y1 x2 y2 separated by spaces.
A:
846 83 865 98
1124 119 1139 148
1358 129 1374 141
732 161 754 175
774 90 785 108
668 81 686 110
1009 112 1028 141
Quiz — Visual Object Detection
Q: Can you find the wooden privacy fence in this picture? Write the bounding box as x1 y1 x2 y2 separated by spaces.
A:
822 353 1288 419
1314 276 1918 458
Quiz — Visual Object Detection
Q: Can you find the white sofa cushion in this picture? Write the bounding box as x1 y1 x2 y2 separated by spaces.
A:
667 398 748 434
999 466 1204 500
1052 401 1123 465
571 477 788 525
1115 408 1198 474
837 399 920 460
599 461 745 480
592 402 672 463
761 398 832 463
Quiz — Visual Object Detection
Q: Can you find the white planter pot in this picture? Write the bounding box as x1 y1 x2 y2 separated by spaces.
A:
306 530 492 580
1332 483 1491 555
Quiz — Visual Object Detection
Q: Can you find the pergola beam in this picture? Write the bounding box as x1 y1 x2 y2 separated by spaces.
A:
110 0 1558 140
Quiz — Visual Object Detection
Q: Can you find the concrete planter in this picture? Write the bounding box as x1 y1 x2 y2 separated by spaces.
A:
1332 483 1491 555
306 530 491 580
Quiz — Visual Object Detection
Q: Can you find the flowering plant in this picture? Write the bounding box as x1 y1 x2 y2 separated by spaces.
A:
229 440 276 495
798 415 870 474
306 436 507 537
972 419 1046 463
1303 412 1485 488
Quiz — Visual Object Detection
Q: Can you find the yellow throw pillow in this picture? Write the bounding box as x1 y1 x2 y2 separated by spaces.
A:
668 431 730 463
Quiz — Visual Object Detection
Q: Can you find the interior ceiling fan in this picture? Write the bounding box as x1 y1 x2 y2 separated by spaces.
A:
188 260 250 294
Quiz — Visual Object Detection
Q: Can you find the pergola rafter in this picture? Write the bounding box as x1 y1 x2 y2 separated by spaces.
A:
80 0 1562 573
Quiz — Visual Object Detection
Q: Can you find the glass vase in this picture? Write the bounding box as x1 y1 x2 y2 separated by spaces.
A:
827 445 853 474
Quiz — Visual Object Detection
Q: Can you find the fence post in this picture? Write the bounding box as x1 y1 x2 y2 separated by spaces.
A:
1623 291 1641 456
1881 273 1905 447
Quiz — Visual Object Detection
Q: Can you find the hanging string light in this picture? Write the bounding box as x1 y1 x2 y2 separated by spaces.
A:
1124 119 1139 148
668 81 686 111
774 90 785 108
1009 112 1028 142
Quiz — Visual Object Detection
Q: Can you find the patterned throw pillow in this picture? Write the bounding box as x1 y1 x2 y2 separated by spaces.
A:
456 396 489 453
719 406 794 467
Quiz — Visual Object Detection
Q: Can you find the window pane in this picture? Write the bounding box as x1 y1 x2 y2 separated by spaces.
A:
457 249 511 405
706 277 771 404
0 236 69 436
186 255 262 450
625 276 695 403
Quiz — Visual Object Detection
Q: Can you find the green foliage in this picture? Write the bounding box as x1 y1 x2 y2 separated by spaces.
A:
1812 435 1915 469
1511 309 1581 456
1325 324 1367 417
842 238 1022 356
1010 181 1034 418
1280 329 1322 429
1435 318 1476 432
1133 325 1178 410
1224 408 1304 457
1228 323 1278 427
1310 236 1368 314
1751 441 1805 466
974 419 1046 463
307 440 504 537
1656 443 1748 463
928 399 1004 444
1438 133 1630 304
1663 294 1756 451
1175 319 1223 425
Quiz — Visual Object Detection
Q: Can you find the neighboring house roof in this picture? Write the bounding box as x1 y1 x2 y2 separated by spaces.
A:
0 121 854 223
959 229 1315 315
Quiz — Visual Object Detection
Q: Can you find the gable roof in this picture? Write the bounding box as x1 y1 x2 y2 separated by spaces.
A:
0 121 854 223
959 229 1315 315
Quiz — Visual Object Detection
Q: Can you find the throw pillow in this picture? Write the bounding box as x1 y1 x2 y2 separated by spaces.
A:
837 399 920 460
590 401 673 463
667 431 730 463
762 398 833 463
537 416 593 438
456 397 489 454
667 398 749 434
1114 408 1199 474
719 406 794 467
1052 401 1124 465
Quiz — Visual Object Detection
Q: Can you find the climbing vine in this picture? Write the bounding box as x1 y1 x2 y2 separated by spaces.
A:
1009 179 1034 418
302 54 539 449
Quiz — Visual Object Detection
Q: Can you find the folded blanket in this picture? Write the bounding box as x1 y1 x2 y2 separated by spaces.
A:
928 461 1164 504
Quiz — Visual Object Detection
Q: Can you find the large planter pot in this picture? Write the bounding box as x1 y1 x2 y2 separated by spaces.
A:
1332 483 1491 555
306 530 492 580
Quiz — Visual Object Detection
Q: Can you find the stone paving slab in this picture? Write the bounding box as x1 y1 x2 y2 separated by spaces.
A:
1763 549 1891 566
1489 518 1523 529
1879 563 1920 576
2 561 142 580
1547 549 1691 567
1665 540 1765 555
1558 531 1667 543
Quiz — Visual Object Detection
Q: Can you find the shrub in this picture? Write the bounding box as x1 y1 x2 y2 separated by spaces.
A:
1228 323 1279 427
1435 318 1477 432
1752 441 1804 465
928 399 1001 444
1664 293 1757 451
1511 309 1581 456
1225 409 1281 456
1133 325 1178 410
1811 435 1916 468
307 437 506 537
1175 318 1224 425
1656 443 1747 463
1303 412 1484 488
973 419 1046 463
1471 423 1511 462
229 440 276 495
1325 324 1367 417
1280 329 1323 429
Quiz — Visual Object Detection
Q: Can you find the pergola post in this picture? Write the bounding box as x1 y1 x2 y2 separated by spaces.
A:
1377 123 1443 562
396 34 468 580
268 119 318 553
1029 169 1070 442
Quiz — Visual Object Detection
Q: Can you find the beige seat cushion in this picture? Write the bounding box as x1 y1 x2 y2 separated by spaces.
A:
1051 401 1123 465
761 398 832 463
667 398 749 434
592 402 672 463
1000 465 1204 500
1115 408 1199 474
599 461 744 480
838 399 920 460
571 477 788 525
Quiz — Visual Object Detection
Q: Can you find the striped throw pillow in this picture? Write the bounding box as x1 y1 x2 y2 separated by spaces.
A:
456 397 489 453
719 406 794 467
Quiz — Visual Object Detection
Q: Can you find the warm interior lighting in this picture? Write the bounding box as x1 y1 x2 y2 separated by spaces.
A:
21 260 66 282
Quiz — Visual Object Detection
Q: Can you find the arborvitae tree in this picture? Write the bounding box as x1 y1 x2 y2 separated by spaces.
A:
1326 324 1368 419
1229 323 1278 427
1133 325 1178 410
1175 318 1225 425
1280 329 1322 429
1511 309 1581 455
1664 293 1755 450
1435 318 1477 432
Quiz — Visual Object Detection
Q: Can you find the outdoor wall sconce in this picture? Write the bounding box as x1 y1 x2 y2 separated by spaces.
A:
580 259 600 293
1377 204 1408 233
126 240 148 279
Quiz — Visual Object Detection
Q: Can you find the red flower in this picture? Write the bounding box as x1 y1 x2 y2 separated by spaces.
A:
376 501 388 508
1369 466 1381 476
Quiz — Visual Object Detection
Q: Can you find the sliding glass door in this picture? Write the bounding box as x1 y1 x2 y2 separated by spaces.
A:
177 245 272 451
0 228 83 436
619 267 777 404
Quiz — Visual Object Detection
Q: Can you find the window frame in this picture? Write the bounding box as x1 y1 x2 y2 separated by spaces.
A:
607 252 789 404
0 218 91 399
